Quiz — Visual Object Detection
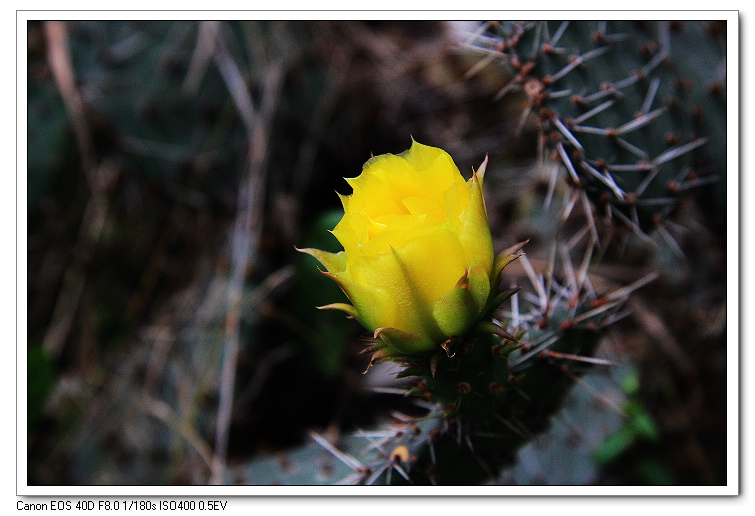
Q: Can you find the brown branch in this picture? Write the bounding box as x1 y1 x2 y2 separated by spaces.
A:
209 25 288 486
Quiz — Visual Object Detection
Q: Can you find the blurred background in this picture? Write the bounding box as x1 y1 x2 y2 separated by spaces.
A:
26 20 727 485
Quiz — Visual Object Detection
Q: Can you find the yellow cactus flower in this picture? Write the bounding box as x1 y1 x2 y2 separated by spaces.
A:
300 140 503 355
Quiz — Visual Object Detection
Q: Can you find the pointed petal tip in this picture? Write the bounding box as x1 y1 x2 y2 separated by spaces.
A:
317 303 358 318
502 239 529 256
475 154 489 182
297 245 330 260
493 251 525 277
298 246 332 264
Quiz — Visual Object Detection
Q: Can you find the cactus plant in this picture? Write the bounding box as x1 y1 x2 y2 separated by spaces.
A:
285 22 728 484
462 20 725 253
292 137 659 485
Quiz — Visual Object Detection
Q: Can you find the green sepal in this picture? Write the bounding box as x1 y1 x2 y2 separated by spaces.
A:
374 326 435 356
485 287 521 316
475 320 520 342
317 303 358 318
432 267 488 338
296 246 347 273
492 242 527 280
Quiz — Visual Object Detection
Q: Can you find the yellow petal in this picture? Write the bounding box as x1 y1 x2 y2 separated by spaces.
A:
443 180 470 228
351 228 467 305
401 196 444 222
400 140 464 192
457 171 494 272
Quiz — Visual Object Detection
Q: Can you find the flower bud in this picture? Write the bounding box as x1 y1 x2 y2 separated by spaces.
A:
300 140 500 355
